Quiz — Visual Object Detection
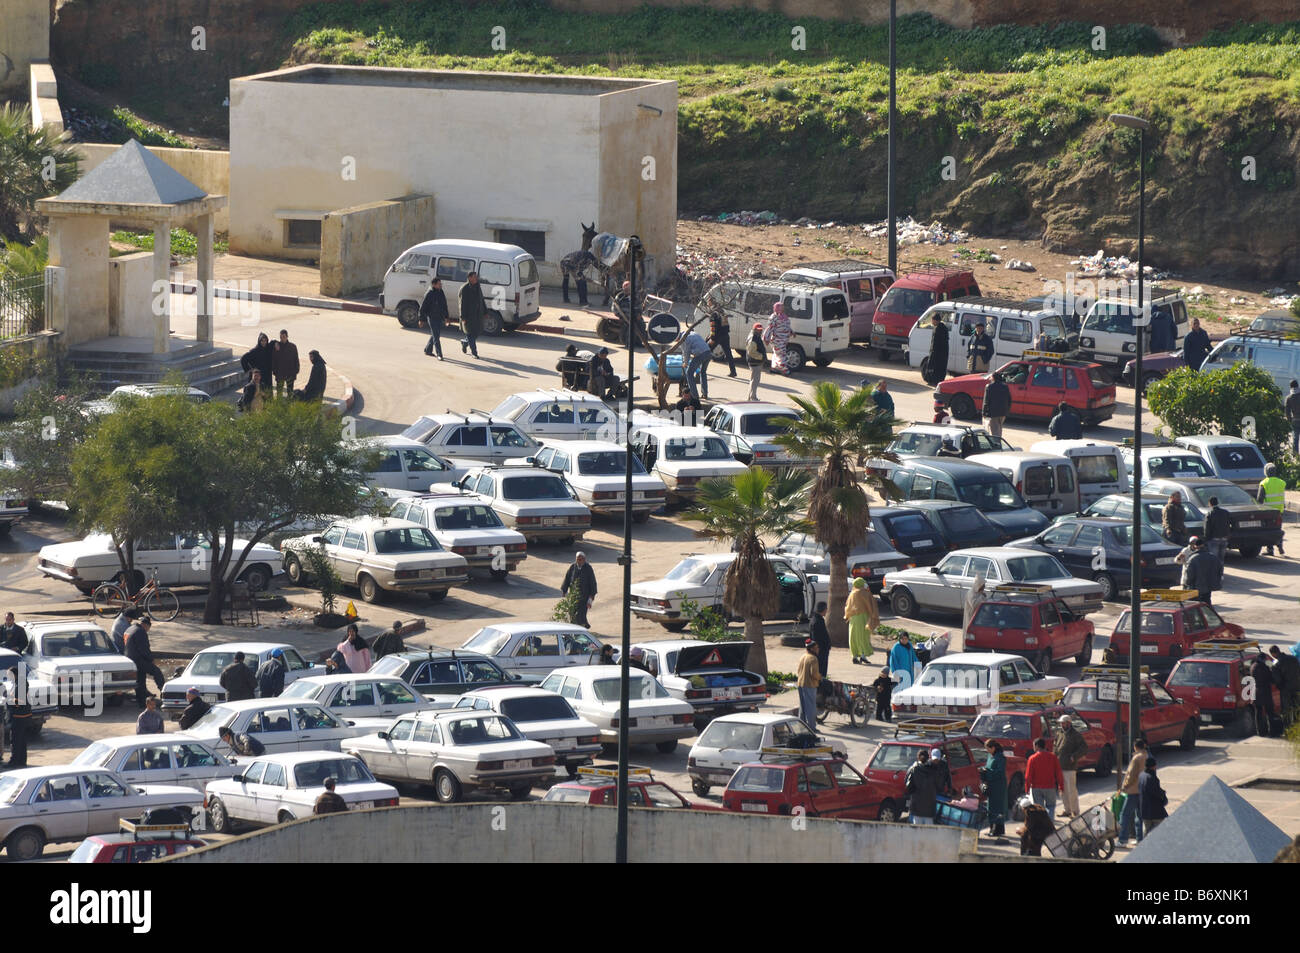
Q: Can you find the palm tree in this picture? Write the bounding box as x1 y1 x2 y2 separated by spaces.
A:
0 103 81 241
774 380 896 648
682 467 811 677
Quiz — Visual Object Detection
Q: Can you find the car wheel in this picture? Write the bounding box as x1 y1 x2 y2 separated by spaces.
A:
239 564 271 592
949 393 977 421
890 587 917 619
396 301 421 328
655 740 678 754
6 827 45 861
428 589 448 602
434 768 462 804
632 510 651 524
482 310 505 336
1093 571 1118 602
1074 635 1093 667
784 346 807 373
104 693 125 708
1037 650 1052 677
508 782 532 801
691 778 711 797
1140 371 1162 394
1237 544 1261 559
1008 772 1025 807
284 554 304 585
1094 744 1115 778
877 800 900 823
1234 708 1256 739
557 536 576 546
780 631 806 648
208 797 232 833
358 574 382 604
490 568 510 582
1180 719 1198 750
812 355 833 368
662 621 689 633
277 810 295 824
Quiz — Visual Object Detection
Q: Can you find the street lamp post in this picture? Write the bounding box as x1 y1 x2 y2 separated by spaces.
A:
1109 112 1150 766
886 0 898 274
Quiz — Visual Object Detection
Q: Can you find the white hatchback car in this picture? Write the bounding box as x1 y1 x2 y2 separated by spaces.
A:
537 668 696 753
531 440 668 521
459 622 605 682
386 494 528 579
453 687 603 776
433 466 592 544
489 390 619 441
686 713 810 796
70 735 239 792
160 641 323 715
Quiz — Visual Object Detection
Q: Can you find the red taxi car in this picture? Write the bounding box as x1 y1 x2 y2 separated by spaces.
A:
965 584 1095 673
862 720 1026 823
541 764 704 809
933 352 1116 426
1062 667 1200 749
970 690 1118 776
722 746 885 821
1107 590 1245 673
69 819 206 863
1166 640 1282 738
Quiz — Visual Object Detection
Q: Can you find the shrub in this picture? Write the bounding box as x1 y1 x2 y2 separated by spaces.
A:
1146 363 1288 460
551 584 581 624
300 544 342 615
679 595 739 642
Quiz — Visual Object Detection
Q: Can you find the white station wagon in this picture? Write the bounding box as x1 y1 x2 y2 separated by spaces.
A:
38 531 281 594
401 413 540 465
22 621 138 706
538 668 696 752
204 752 399 831
351 434 471 494
160 641 323 715
71 735 239 792
532 439 668 521
433 466 592 544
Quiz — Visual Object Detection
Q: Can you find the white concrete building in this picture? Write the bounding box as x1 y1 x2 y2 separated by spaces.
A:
228 65 677 283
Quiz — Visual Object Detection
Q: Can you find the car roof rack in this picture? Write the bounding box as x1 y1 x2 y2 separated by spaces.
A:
759 745 834 762
1190 638 1258 654
1082 664 1150 681
892 717 970 739
1016 350 1096 367
119 818 194 839
1222 329 1300 345
576 763 652 781
988 583 1056 597
1140 588 1200 604
900 262 974 278
996 688 1064 707
788 258 891 273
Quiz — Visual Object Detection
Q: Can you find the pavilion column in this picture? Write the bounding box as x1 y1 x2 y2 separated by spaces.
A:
152 221 170 354
195 213 214 344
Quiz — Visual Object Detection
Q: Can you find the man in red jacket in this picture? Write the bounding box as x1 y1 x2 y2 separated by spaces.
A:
1024 736 1065 821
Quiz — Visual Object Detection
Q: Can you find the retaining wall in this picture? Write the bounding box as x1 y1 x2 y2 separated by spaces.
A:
319 194 436 298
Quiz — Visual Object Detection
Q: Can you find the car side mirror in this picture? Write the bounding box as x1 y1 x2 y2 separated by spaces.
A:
233 774 246 783
228 757 238 764
377 731 389 740
310 536 322 543
346 720 356 727
524 457 535 466
930 566 943 574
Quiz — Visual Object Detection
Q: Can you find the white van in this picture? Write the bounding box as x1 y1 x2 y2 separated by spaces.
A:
379 240 542 335
1029 440 1128 507
907 298 1072 378
696 279 852 373
966 451 1080 517
778 260 895 341
1077 288 1188 375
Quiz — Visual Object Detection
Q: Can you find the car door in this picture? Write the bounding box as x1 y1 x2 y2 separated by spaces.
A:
317 525 347 579
999 362 1033 416
134 533 185 585
294 704 348 750
374 679 421 718
1140 683 1179 743
943 740 979 794
508 632 559 678
172 742 223 791
446 425 490 461
560 629 601 666
1035 522 1079 569
116 742 176 787
490 425 534 463
331 680 376 718
402 714 441 782
401 447 453 491
1027 363 1067 418
996 316 1033 370
367 447 407 490
281 648 315 686
257 762 290 822
80 772 140 834
226 760 265 818
1067 523 1105 579
333 528 368 585
28 775 89 841
247 707 296 753
413 659 465 695
176 533 210 585
845 277 878 338
369 716 415 778
924 554 968 609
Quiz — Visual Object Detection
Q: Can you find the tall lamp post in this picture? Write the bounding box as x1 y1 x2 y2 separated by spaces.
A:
886 0 898 274
1109 112 1150 763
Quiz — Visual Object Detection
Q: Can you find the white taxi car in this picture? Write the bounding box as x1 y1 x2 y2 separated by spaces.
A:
452 686 603 776
627 417 748 503
629 640 767 727
537 668 696 753
459 622 605 682
701 401 818 468
38 531 281 595
160 641 323 715
386 494 528 580
180 698 375 754
400 413 540 465
280 672 446 722
22 621 138 706
432 466 591 544
488 390 618 441
70 735 238 792
531 439 668 521
890 652 1069 719
204 752 398 831
351 435 471 494
687 713 811 795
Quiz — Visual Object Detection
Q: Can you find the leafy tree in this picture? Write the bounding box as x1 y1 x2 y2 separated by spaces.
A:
682 466 810 676
773 381 896 647
0 104 81 240
3 364 99 501
1147 363 1288 460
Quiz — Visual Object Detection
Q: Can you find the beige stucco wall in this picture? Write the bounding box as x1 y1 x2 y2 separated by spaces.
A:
46 215 110 346
76 144 232 233
0 0 48 96
108 251 156 338
29 62 62 135
319 194 437 297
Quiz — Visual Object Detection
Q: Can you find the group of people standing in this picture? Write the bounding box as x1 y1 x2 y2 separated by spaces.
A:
418 271 491 360
239 329 327 411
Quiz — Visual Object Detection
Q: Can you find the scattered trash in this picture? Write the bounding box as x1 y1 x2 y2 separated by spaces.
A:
1263 287 1289 297
708 210 783 226
558 314 571 321
1269 294 1299 308
1229 297 1249 305
1185 285 1208 302
1069 249 1172 281
1005 259 1035 272
861 216 971 246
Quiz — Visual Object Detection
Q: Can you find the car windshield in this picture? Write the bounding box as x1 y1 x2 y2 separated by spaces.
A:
1147 454 1213 478
1167 662 1231 688
577 451 647 476
499 696 576 722
491 396 528 419
698 721 765 751
502 475 572 500
971 713 1034 739
1076 455 1120 483
939 507 989 534
373 526 443 553
870 744 922 770
433 506 504 530
280 681 319 700
664 558 713 585
889 432 943 456
879 286 935 318
663 436 732 460
1062 686 1110 712
1006 555 1070 581
1110 524 1163 547
729 765 787 793
1210 445 1265 471
462 629 510 655
189 652 257 678
447 715 523 744
72 742 113 766
1189 484 1254 507
40 629 116 656
0 776 25 804
740 413 798 436
918 663 988 689
188 705 237 733
972 604 1031 629
882 513 933 538
1112 611 1176 635
293 758 373 787
956 478 1025 512
592 675 667 701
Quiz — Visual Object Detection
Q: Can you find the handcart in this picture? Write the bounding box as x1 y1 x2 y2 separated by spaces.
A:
934 793 987 829
1043 803 1117 860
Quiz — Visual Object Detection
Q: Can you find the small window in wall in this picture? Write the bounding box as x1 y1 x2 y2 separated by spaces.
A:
496 229 546 261
285 219 322 248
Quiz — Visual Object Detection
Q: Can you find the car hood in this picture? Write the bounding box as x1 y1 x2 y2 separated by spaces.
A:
983 509 1049 537
136 784 205 801
671 641 752 674
655 460 748 478
435 529 527 547
517 717 599 737
630 579 706 600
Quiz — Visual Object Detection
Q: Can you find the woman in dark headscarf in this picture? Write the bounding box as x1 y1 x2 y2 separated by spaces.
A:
924 318 950 385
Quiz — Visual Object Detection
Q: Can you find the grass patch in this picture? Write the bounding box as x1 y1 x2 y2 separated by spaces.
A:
112 229 229 258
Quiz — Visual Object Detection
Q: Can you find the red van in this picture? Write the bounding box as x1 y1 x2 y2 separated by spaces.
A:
870 266 980 359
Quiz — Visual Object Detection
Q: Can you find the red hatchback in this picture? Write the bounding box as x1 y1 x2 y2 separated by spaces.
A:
1062 671 1200 750
933 353 1116 426
970 690 1119 776
722 746 885 821
964 584 1095 673
1107 590 1245 674
1166 640 1282 738
542 764 701 809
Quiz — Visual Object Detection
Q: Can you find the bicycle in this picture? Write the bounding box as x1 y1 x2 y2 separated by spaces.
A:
91 572 181 622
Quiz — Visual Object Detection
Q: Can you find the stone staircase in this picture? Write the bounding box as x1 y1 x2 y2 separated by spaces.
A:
64 338 246 396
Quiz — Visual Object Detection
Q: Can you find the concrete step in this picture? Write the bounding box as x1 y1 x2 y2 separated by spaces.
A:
66 349 246 397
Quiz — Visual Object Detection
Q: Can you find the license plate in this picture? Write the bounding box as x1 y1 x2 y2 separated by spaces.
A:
354 800 374 809
1174 471 1198 478
918 705 947 715
503 759 530 770
648 716 673 727
1200 714 1212 723
418 569 434 578
1140 645 1159 654
542 517 565 526
476 546 492 555
550 739 575 751
1239 520 1261 528
716 688 742 701
1156 557 1176 565
741 802 769 813
914 539 935 547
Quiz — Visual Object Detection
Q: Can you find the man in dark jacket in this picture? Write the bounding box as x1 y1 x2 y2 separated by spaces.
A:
240 332 274 388
372 622 406 659
1203 497 1232 568
1048 402 1083 439
924 320 950 385
256 648 287 698
1250 654 1277 737
1182 317 1211 370
296 350 327 402
421 278 449 359
1183 537 1221 605
219 651 257 702
709 311 736 377
0 613 27 653
313 777 349 814
1149 307 1176 353
1138 756 1169 832
177 687 211 730
459 271 487 358
272 329 300 397
982 372 1011 440
1269 645 1300 723
1162 491 1188 545
967 322 994 373
809 602 831 679
1054 714 1089 817
904 749 941 824
4 668 32 767
124 616 165 708
218 726 265 757
561 552 598 628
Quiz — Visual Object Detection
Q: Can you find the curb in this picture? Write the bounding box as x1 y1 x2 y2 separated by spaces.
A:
170 281 383 315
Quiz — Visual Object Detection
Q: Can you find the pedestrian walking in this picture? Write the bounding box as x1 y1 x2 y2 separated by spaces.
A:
219 651 257 702
421 278 449 359
313 776 350 814
0 613 28 653
1268 645 1300 724
745 323 766 400
888 630 921 691
561 552 598 628
982 372 1011 440
110 607 141 655
872 668 893 722
177 687 211 730
123 616 165 709
255 648 287 698
762 302 792 375
868 379 894 417
809 602 831 679
240 332 274 390
1048 401 1083 439
1054 714 1088 817
1182 317 1211 371
1180 536 1221 605
1256 463 1287 556
1025 736 1064 820
1162 491 1188 545
967 322 994 373
458 271 487 358
680 329 712 401
709 309 737 377
1118 738 1148 845
272 329 300 397
372 622 406 659
904 748 940 825
1138 756 1169 833
1287 381 1300 453
845 577 878 665
218 726 265 757
1250 653 1277 737
796 638 822 731
923 319 949 385
294 350 327 402
981 740 1008 839
238 368 267 412
1203 496 1232 568
135 695 164 735
337 624 372 673
4 668 32 767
